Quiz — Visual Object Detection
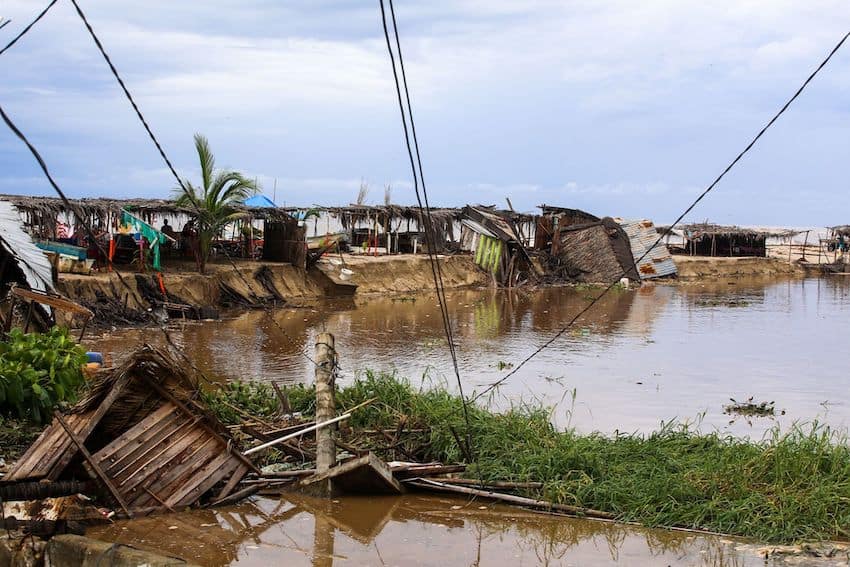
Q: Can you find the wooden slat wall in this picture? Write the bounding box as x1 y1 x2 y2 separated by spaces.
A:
4 412 90 481
89 402 248 512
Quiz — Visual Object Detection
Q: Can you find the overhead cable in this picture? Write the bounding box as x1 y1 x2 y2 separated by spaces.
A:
473 29 850 402
0 0 59 57
378 0 475 459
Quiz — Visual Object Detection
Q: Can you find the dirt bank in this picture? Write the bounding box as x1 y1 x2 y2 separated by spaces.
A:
56 255 488 325
673 256 803 280
316 254 488 294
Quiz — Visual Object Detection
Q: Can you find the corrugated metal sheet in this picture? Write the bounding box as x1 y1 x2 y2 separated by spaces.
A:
617 218 677 280
0 200 53 293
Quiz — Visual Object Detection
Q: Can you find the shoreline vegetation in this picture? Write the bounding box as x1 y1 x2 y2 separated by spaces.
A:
206 372 850 544
4 328 850 546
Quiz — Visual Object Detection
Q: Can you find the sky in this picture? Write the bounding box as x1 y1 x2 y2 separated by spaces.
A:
0 1 848 225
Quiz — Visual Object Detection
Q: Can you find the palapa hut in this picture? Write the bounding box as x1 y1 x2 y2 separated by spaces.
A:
459 206 538 287
315 204 461 254
663 223 799 257
549 217 640 283
0 195 304 268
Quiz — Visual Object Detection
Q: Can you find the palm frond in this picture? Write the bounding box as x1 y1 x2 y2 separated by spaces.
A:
194 134 215 194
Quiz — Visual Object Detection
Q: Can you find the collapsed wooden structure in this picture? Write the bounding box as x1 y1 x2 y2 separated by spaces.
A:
547 218 640 283
1 346 253 516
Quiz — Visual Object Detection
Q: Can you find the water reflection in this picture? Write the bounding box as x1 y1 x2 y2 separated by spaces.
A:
92 277 850 438
90 494 768 566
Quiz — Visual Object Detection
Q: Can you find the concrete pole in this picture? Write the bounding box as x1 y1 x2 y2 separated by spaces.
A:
315 332 336 474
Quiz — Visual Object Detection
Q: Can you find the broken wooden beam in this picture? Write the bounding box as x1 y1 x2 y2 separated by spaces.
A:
404 478 614 520
301 453 403 496
54 411 134 518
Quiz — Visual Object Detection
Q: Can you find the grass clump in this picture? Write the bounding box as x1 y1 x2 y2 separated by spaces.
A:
212 372 850 543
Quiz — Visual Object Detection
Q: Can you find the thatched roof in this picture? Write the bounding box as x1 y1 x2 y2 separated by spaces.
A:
830 225 850 237
0 195 299 221
658 223 800 240
550 218 639 283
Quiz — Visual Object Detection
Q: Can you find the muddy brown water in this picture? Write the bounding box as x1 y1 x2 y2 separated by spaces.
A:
87 276 850 565
89 494 781 566
93 276 850 438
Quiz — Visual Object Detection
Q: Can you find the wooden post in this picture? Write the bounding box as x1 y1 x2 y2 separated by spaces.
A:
315 332 336 476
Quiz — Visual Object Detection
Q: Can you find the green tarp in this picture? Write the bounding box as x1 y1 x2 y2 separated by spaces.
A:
120 209 170 270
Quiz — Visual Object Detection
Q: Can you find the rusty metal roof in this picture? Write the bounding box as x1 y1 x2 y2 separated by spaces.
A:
617 219 678 280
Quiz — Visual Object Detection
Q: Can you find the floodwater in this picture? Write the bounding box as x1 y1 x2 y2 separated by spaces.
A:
89 493 780 566
88 276 850 565
93 275 850 438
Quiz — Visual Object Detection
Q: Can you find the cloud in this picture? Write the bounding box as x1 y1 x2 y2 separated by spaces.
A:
1 0 849 224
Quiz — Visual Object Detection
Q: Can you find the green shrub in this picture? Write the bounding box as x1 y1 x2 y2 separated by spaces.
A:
0 327 88 423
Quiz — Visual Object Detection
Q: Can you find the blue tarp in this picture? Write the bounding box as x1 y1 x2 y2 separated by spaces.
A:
244 194 277 208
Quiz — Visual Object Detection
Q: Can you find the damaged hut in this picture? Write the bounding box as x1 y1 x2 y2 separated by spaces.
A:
616 218 677 280
2 346 253 518
547 217 640 283
459 206 538 287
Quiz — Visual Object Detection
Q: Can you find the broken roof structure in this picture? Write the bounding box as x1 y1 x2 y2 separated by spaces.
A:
0 200 53 294
548 218 640 283
3 346 254 517
616 219 677 280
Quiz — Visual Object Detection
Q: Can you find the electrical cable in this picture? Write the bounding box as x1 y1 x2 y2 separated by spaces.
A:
473 29 850 403
68 0 321 369
379 0 475 460
0 0 58 57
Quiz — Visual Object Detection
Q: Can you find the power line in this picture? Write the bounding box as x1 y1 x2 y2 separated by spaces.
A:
0 104 142 308
68 0 322 369
0 0 58 57
379 0 475 460
473 29 850 403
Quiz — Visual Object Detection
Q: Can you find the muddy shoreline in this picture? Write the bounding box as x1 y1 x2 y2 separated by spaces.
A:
55 254 809 328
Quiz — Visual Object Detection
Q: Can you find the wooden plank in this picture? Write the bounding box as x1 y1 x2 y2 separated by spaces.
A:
10 287 93 317
115 421 205 491
101 411 190 477
47 370 137 480
169 455 242 508
53 412 133 518
7 412 89 481
95 403 176 463
128 436 219 509
215 463 249 501
142 375 259 474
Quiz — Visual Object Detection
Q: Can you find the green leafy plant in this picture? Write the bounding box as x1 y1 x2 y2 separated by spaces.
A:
0 327 88 423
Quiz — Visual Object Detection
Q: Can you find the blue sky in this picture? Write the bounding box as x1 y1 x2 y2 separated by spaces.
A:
0 1 848 224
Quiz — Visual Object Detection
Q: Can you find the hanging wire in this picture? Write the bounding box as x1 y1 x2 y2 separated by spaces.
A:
0 0 59 57
378 0 475 461
68 0 322 369
473 29 850 403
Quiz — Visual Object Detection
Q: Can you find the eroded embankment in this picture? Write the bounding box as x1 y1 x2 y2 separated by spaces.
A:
56 255 488 325
673 256 803 280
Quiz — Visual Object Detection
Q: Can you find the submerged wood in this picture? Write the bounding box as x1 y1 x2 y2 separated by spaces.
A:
405 478 615 520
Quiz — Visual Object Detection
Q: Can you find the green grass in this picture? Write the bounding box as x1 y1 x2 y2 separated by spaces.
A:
207 372 850 544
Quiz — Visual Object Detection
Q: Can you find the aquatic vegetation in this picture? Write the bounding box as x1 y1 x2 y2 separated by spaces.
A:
724 397 778 417
0 327 88 423
210 372 850 543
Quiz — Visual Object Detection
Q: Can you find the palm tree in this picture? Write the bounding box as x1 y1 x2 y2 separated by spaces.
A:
174 134 256 274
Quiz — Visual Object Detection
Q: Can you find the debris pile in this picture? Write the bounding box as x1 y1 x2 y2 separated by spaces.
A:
1 346 253 527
